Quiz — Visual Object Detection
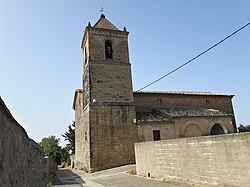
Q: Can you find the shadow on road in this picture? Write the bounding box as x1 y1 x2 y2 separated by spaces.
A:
51 168 85 186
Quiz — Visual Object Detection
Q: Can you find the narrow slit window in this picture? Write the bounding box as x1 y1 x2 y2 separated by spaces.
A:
84 48 87 64
105 41 113 59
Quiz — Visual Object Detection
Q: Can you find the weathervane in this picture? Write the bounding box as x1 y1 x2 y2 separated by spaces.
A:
100 6 104 15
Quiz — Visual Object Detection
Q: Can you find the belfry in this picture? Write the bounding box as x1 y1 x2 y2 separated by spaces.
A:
73 14 138 172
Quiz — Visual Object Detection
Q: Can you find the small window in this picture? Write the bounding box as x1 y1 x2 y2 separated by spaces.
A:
206 100 210 106
84 131 88 141
105 41 113 59
153 130 161 141
158 98 163 105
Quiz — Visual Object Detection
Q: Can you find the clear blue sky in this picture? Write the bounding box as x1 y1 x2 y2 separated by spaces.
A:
0 0 249 145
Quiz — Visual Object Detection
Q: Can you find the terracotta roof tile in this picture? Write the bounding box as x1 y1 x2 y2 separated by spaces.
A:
136 108 232 123
93 15 118 30
136 111 168 123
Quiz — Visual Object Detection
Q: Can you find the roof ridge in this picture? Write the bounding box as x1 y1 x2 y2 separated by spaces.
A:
133 91 234 97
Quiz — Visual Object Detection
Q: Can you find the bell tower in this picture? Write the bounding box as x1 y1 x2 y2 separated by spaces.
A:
75 14 138 172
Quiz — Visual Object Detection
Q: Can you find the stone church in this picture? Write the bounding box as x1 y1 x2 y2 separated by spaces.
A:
72 14 237 172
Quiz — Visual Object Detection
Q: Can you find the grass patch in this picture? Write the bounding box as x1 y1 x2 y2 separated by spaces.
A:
80 166 89 173
127 168 137 175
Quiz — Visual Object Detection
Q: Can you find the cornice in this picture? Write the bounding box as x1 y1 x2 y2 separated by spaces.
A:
90 60 131 67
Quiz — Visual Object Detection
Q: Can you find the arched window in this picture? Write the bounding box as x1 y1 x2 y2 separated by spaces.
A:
105 41 113 59
211 124 227 135
184 124 202 138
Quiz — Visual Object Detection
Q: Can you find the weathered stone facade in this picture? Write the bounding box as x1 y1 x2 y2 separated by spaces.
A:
73 15 236 172
135 91 236 141
89 105 137 171
73 89 90 170
73 14 138 172
0 97 48 187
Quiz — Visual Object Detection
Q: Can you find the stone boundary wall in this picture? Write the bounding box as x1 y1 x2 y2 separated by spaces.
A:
0 97 48 187
135 133 250 187
45 156 58 175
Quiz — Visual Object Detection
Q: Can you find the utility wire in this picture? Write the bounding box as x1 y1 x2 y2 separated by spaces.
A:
137 21 250 92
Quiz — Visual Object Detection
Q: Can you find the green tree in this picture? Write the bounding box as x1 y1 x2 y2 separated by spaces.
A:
62 121 75 154
238 124 250 132
40 136 62 165
60 146 70 163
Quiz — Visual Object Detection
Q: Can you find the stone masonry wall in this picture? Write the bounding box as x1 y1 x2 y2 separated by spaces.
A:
134 93 234 114
74 92 91 170
134 93 237 132
90 62 134 104
90 105 138 172
0 97 47 187
135 133 250 187
88 31 129 63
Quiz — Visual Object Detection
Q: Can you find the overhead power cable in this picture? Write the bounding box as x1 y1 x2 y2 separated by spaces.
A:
137 21 250 91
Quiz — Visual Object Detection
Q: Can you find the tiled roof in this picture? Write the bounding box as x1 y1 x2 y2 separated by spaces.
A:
136 111 168 123
158 108 231 117
134 91 234 97
136 108 232 123
93 14 118 30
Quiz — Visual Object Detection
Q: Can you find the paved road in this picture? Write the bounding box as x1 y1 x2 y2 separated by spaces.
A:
51 165 223 187
51 168 84 187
